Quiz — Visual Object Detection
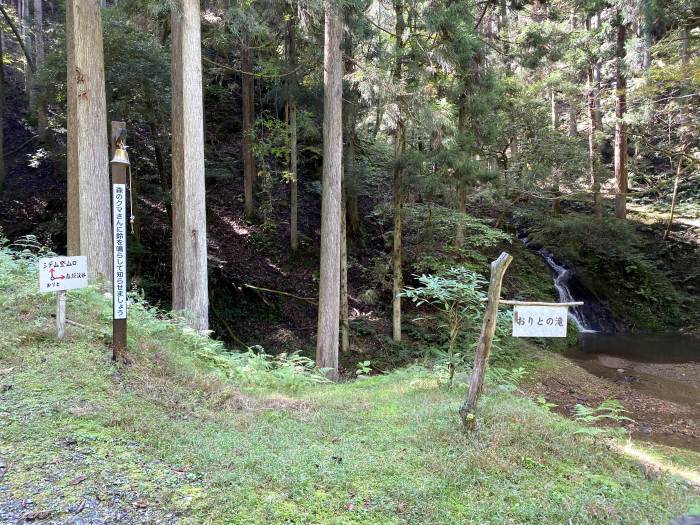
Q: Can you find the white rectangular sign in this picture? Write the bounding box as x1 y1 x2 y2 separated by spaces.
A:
512 305 568 337
113 183 127 319
38 256 88 292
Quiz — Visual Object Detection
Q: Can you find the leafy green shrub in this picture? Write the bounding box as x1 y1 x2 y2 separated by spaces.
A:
403 267 486 385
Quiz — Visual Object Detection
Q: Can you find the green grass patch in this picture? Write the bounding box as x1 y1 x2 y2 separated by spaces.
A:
0 247 697 524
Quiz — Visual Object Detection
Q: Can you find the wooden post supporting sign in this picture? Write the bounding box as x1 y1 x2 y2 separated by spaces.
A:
110 121 129 361
56 290 66 339
460 251 513 431
38 255 88 339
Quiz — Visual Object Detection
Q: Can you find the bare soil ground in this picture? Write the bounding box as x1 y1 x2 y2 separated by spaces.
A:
525 352 700 452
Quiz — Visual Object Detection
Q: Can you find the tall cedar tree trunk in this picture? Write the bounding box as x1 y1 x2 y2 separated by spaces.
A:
33 0 46 140
66 0 111 282
241 40 255 219
171 0 209 330
286 18 298 251
316 2 343 377
0 31 5 192
614 21 628 219
392 0 405 343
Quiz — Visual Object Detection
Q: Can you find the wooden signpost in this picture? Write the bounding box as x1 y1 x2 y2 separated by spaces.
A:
460 253 584 432
110 121 129 361
38 256 88 339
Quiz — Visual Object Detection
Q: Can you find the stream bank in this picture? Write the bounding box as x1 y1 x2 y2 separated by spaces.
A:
517 224 700 451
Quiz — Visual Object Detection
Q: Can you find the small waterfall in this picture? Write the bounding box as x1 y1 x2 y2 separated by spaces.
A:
517 230 600 333
537 249 597 333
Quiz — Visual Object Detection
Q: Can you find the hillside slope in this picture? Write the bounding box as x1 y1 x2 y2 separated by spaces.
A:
1 248 699 524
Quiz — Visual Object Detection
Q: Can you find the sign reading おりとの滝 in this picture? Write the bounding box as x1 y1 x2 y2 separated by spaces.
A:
512 305 568 338
38 256 88 292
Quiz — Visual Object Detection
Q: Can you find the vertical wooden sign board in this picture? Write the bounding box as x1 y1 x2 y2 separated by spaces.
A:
111 121 128 361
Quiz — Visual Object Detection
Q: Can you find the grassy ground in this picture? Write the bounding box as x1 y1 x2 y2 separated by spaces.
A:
1 249 698 524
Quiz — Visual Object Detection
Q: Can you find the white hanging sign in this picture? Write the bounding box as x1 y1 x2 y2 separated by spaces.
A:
512 305 568 337
113 183 127 319
38 256 88 292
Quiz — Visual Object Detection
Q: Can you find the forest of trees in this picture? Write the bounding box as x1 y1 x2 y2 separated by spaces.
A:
0 0 697 379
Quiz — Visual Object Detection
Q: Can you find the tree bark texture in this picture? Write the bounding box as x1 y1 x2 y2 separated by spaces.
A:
614 22 628 219
66 0 111 282
171 0 209 330
241 40 255 219
316 2 343 378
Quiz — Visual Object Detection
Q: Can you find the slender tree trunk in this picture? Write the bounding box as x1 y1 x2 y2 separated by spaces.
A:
568 102 577 137
392 0 405 343
454 182 466 247
0 30 5 193
499 0 510 71
550 88 558 129
148 119 172 226
286 19 298 251
340 182 349 353
66 0 111 282
549 89 561 213
585 16 602 216
33 0 46 140
316 2 343 377
241 40 255 219
171 0 209 330
614 21 628 219
680 25 688 66
20 0 30 102
663 158 683 241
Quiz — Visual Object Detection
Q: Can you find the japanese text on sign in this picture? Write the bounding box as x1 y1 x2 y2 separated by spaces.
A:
113 184 127 319
38 256 88 292
512 305 568 338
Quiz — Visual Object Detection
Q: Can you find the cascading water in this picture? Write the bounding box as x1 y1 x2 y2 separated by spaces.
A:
516 230 616 333
536 249 596 333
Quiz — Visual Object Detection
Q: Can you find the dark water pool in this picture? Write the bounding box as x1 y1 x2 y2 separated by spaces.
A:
567 332 700 450
576 333 700 364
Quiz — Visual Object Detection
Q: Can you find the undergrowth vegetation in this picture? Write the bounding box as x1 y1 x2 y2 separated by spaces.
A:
1 244 699 523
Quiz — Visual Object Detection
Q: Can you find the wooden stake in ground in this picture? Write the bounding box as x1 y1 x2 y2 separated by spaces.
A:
56 291 66 339
460 252 513 431
110 122 129 361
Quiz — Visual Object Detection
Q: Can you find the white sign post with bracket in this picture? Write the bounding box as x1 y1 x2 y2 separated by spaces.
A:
38 256 88 339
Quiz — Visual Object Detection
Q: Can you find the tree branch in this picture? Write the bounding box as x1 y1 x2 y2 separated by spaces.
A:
0 4 35 73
